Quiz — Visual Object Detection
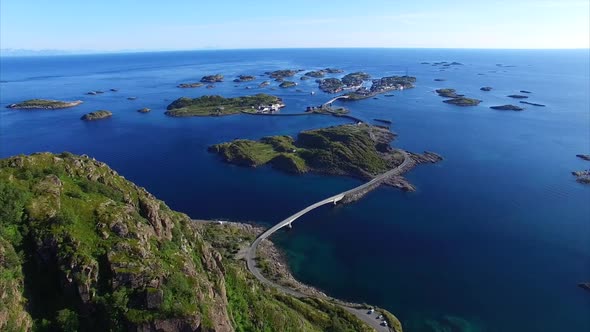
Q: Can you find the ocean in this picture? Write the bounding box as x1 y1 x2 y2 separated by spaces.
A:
1 48 589 331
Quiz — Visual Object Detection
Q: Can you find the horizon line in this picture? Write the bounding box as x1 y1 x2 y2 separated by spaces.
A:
2 46 589 57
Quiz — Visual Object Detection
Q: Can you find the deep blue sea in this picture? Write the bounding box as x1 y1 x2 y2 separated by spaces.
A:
1 49 589 331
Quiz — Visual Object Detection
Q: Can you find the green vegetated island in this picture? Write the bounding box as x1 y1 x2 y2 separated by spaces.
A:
317 72 416 100
164 94 285 117
7 99 83 110
265 69 303 80
209 124 403 177
209 123 442 192
0 152 402 331
279 81 297 88
80 110 113 121
435 89 481 106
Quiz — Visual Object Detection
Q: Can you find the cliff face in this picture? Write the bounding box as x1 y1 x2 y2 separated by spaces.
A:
0 152 387 332
0 153 231 332
0 237 33 331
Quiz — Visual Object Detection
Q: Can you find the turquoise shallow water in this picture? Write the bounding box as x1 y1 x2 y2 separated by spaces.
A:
1 49 589 331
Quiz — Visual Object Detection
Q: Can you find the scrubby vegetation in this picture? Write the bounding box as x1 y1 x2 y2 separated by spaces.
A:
209 124 404 179
165 94 283 117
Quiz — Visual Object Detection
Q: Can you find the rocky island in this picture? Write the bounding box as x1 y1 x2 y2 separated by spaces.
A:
490 105 524 111
319 78 346 93
177 82 204 88
435 89 462 98
342 72 371 87
200 74 224 83
233 75 256 83
209 123 441 192
0 152 398 332
304 70 326 78
444 97 481 106
7 99 83 110
209 124 404 177
265 69 301 80
508 94 529 99
80 110 113 121
165 94 284 117
573 154 590 184
572 170 590 184
345 76 416 100
278 81 297 88
480 86 493 91
137 108 151 113
436 89 481 106
520 101 546 107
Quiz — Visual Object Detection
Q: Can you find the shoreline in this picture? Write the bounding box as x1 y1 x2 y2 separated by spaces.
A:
196 219 403 331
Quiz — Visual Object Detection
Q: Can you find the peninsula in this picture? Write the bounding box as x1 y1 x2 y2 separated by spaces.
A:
7 99 83 110
0 152 398 332
80 110 112 121
164 94 284 117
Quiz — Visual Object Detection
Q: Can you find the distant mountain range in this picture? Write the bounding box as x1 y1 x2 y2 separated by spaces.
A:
0 48 102 56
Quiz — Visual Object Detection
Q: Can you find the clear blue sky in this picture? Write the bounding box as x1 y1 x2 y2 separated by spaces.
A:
1 0 588 51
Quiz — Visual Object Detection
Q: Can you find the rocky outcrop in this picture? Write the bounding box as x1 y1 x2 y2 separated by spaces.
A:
520 101 545 107
572 170 590 184
490 105 524 111
200 74 224 83
578 282 590 292
177 83 204 88
480 86 493 91
80 110 112 121
576 154 590 161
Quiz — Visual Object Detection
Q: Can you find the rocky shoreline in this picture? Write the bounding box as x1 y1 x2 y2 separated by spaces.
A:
206 220 404 331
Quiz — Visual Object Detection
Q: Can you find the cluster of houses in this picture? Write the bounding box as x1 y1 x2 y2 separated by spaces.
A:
253 103 285 114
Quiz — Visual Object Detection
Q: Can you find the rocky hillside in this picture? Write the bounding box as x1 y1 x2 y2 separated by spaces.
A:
0 152 385 331
209 124 406 179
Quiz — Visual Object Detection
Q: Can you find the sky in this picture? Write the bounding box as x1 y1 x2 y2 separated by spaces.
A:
1 0 589 52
